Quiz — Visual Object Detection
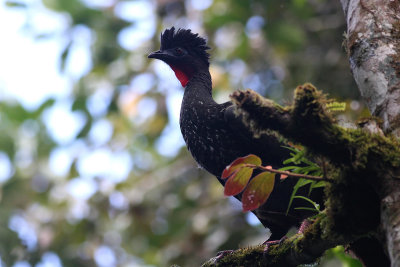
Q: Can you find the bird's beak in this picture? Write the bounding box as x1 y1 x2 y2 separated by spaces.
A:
148 50 167 60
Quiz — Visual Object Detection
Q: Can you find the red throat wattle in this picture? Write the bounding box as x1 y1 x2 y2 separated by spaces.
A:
170 66 189 87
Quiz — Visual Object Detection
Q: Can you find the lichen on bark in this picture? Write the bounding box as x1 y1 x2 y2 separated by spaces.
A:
342 0 400 136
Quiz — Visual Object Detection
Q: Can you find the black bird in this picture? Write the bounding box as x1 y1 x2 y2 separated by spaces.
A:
148 27 323 240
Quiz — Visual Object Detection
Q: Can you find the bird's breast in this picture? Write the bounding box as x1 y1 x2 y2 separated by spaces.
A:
180 105 246 177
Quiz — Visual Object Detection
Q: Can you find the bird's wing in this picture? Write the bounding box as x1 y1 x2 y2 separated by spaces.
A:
223 104 254 139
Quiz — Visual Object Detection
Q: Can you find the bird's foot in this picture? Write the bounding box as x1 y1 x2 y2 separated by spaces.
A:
297 219 311 234
209 250 234 263
263 236 288 253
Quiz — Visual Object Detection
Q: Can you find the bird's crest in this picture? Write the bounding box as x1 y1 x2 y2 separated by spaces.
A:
160 27 210 66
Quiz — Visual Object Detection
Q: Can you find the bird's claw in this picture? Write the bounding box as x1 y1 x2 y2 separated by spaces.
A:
209 249 234 264
263 236 288 253
215 250 234 258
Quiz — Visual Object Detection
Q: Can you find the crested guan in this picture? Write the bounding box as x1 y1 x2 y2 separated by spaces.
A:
148 27 323 240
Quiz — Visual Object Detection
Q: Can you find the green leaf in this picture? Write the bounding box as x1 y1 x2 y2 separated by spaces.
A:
242 172 275 211
224 167 253 196
286 178 313 214
281 145 325 214
278 166 298 171
294 178 313 189
221 154 261 179
311 181 328 189
292 195 320 212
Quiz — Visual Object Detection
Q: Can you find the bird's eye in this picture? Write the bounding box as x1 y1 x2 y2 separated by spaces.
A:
175 48 184 56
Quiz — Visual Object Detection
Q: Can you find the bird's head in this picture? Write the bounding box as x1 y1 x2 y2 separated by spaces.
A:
148 27 210 87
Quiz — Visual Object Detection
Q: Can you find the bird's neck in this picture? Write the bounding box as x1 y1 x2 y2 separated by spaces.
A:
168 63 212 98
183 70 213 101
170 65 191 87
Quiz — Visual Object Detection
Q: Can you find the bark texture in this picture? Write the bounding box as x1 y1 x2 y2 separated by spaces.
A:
341 0 400 136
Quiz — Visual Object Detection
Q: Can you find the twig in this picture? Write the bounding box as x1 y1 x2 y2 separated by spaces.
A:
244 164 333 183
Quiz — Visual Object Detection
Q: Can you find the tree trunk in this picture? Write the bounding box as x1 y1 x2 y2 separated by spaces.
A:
340 0 400 137
340 0 400 265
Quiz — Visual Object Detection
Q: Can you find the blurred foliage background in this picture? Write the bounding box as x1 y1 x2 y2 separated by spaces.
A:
0 0 367 266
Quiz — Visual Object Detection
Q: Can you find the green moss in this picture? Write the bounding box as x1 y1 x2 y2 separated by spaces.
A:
291 84 400 171
201 246 267 267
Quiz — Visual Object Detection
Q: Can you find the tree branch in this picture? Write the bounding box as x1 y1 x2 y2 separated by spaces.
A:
340 1 400 265
202 216 346 267
231 85 399 171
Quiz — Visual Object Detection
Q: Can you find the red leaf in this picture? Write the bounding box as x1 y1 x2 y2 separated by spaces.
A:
242 172 275 212
224 167 253 196
221 154 261 179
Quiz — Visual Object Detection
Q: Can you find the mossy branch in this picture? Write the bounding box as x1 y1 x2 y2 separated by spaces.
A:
202 83 400 266
202 215 346 267
230 84 400 171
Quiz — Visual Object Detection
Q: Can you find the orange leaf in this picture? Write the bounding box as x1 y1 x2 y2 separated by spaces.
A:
221 154 261 179
242 172 275 212
224 167 253 196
